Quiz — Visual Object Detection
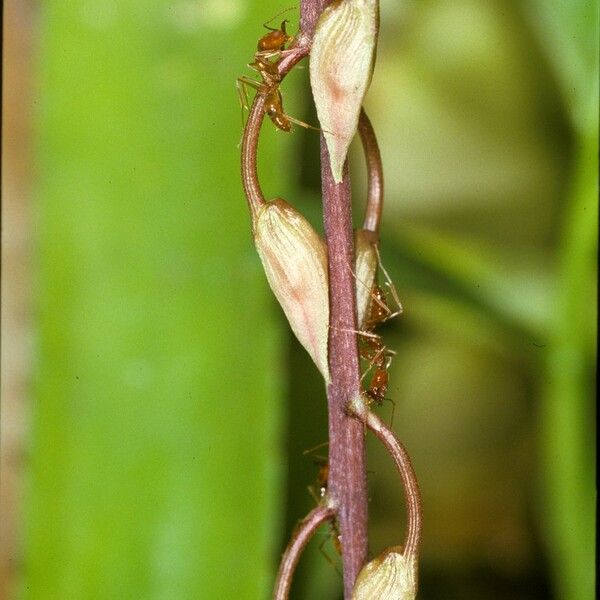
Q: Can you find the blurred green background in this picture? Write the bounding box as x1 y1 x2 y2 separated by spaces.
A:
1 0 596 598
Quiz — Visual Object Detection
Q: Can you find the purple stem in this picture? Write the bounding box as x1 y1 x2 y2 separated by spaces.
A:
320 154 369 597
301 1 369 595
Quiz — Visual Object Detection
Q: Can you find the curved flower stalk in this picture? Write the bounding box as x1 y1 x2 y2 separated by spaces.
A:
354 107 386 328
348 394 422 599
240 43 333 379
272 504 336 600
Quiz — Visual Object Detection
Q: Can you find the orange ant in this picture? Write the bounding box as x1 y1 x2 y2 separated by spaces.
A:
355 251 403 416
361 336 393 404
236 15 318 133
307 458 330 503
363 247 403 330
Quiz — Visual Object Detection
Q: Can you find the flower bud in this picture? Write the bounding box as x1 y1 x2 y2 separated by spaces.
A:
254 199 330 381
352 546 418 600
310 0 379 183
354 229 378 329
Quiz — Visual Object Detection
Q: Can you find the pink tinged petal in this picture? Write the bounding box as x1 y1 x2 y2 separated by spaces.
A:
310 0 379 183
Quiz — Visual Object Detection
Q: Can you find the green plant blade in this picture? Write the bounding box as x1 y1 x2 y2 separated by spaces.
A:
540 131 597 600
23 1 288 598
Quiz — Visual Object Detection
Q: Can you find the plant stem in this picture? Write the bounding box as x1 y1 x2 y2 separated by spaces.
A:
241 1 374 594
320 153 369 597
367 412 421 558
240 45 310 225
358 109 383 235
242 3 423 594
300 0 328 37
301 1 369 594
272 505 336 600
349 397 422 559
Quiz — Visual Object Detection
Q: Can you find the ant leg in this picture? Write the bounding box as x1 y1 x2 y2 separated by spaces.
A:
236 76 262 110
284 113 329 134
332 326 380 341
235 80 249 130
350 262 395 324
279 38 296 52
302 440 329 455
374 245 403 317
255 46 298 62
307 484 320 505
385 395 396 428
236 77 265 145
255 49 281 61
318 532 343 577
359 342 386 384
359 363 373 384
236 77 258 127
358 337 394 391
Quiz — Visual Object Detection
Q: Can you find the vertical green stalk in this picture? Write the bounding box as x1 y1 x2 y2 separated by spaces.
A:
24 1 286 598
540 129 597 600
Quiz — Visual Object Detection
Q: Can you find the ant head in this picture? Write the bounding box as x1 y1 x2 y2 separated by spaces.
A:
257 20 292 52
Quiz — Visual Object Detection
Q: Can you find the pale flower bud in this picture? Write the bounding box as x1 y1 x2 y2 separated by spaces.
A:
354 229 378 329
254 199 330 381
352 547 418 600
310 0 379 183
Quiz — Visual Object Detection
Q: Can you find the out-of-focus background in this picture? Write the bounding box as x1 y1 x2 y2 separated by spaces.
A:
1 0 596 598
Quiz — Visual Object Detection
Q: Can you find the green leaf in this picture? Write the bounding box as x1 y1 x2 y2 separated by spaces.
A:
524 0 599 130
540 131 597 600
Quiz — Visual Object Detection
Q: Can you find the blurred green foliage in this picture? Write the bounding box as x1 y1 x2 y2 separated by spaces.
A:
285 1 596 598
23 0 298 597
21 0 595 599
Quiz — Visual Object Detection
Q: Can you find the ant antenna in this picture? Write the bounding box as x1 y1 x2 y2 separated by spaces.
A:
302 440 329 455
262 5 298 28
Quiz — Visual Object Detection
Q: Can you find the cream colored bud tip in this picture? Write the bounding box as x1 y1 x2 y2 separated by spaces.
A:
352 547 418 600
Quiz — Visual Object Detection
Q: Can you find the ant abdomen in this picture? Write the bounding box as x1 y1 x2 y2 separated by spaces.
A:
264 89 291 131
